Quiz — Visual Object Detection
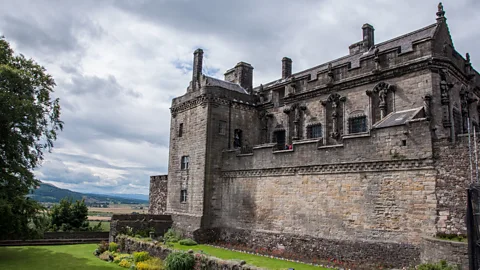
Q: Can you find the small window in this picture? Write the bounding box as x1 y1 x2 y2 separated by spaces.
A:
453 109 462 135
178 123 183 137
307 124 322 139
277 89 285 107
348 115 367 134
181 156 189 170
273 130 286 150
180 189 187 203
233 129 242 148
219 121 227 135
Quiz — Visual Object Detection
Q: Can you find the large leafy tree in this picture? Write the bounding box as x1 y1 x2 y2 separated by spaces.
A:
0 37 63 239
49 198 89 232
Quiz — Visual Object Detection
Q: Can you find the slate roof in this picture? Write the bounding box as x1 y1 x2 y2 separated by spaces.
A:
373 107 424 129
202 75 248 94
259 23 438 89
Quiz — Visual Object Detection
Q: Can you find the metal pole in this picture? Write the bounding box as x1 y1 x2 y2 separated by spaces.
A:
468 119 474 184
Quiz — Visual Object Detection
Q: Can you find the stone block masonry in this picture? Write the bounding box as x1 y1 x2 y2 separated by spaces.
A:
149 175 168 214
109 214 172 242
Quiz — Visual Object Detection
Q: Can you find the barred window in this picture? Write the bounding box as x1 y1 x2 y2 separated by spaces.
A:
180 189 187 203
307 124 322 138
218 120 227 135
181 156 189 170
348 115 367 134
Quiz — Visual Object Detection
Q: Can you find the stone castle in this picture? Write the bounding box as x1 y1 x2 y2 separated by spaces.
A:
148 4 478 267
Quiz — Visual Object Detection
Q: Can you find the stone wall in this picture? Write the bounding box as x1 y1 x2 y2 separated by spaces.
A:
109 214 172 242
433 136 477 235
420 237 468 270
149 175 168 214
194 227 420 269
116 235 264 270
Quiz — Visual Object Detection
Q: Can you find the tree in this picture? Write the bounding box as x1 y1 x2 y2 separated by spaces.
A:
49 198 89 231
0 36 63 239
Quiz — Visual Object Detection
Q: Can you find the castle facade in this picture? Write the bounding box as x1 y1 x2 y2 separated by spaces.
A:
149 4 478 267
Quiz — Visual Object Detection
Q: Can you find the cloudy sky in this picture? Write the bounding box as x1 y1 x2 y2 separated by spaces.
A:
1 0 479 195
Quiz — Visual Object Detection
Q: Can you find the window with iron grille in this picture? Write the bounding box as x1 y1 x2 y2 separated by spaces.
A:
307 124 322 139
180 189 187 203
348 115 367 134
180 156 189 170
218 121 227 135
178 123 183 137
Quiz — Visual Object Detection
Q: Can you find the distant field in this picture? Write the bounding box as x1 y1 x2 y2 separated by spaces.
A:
89 221 110 232
88 204 148 221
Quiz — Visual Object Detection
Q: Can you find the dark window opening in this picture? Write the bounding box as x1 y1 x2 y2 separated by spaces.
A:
348 115 367 134
277 89 285 107
181 156 189 170
307 124 322 139
273 130 286 150
233 129 242 148
453 109 462 135
219 121 227 135
180 189 187 203
401 139 407 146
178 123 183 137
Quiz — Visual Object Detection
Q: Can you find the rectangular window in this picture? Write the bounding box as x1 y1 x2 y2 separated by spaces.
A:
178 123 183 137
453 109 462 135
180 189 187 203
277 89 285 107
273 130 286 150
218 120 227 135
181 156 189 170
348 115 367 134
307 124 322 138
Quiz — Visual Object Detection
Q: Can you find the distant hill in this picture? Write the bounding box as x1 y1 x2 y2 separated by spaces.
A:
29 182 148 205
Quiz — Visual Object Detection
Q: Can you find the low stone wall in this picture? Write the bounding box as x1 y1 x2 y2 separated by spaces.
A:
109 214 173 242
421 237 468 270
115 235 264 270
194 227 420 269
43 231 109 240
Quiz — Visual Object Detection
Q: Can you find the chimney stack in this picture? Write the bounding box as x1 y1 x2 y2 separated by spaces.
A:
282 57 292 79
192 48 203 91
362 24 375 50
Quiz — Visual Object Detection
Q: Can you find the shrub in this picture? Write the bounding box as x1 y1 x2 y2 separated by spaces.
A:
164 229 182 243
97 241 109 254
133 251 150 262
164 252 195 270
136 258 164 270
415 260 458 270
114 253 133 264
109 242 119 252
179 238 197 246
99 251 113 261
119 259 132 268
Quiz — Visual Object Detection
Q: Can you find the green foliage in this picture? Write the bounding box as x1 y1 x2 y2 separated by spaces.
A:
164 252 195 270
0 36 63 240
415 260 459 270
97 241 109 254
179 238 197 246
113 254 133 264
48 198 89 231
109 242 119 252
133 251 150 263
164 229 182 243
119 259 132 268
436 233 467 242
136 258 164 270
99 251 113 261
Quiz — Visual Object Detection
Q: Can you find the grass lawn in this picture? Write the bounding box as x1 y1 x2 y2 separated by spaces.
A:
89 221 111 232
172 243 329 270
0 244 121 270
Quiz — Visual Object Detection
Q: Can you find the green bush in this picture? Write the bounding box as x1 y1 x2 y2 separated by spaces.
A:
133 251 150 262
114 253 132 263
109 242 119 252
136 258 164 270
163 229 182 243
164 252 195 270
415 260 459 270
178 238 197 246
97 241 109 254
118 259 132 268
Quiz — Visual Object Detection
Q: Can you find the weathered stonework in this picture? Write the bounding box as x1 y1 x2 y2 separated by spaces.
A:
149 175 168 214
109 214 172 243
149 4 479 268
421 237 468 270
